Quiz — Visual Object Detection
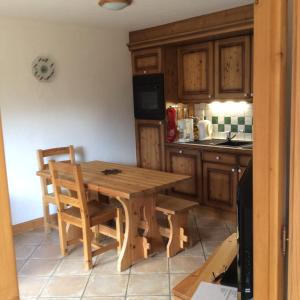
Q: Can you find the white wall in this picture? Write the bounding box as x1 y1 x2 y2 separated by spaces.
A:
0 17 136 225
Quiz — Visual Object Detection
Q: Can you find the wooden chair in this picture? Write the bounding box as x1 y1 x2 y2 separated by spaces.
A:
49 161 123 269
156 194 199 257
37 146 75 233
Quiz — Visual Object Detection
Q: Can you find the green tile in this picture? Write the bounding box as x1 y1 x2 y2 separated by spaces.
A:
238 116 245 125
245 125 252 133
212 116 218 124
218 124 225 132
231 125 238 133
224 117 231 124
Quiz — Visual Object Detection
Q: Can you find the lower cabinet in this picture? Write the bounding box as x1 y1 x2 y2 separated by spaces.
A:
165 147 201 201
203 162 238 212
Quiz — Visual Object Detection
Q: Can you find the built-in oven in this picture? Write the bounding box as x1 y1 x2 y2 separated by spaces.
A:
133 73 165 120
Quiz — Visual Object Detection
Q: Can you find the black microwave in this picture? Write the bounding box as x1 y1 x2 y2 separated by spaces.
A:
133 73 165 120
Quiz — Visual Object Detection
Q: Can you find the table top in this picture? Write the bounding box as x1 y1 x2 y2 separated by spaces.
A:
37 160 190 199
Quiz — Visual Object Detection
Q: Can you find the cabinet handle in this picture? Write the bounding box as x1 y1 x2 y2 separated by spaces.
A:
216 156 220 160
208 94 212 99
179 150 183 154
232 168 236 173
250 93 254 97
244 93 249 97
238 168 242 173
143 70 147 74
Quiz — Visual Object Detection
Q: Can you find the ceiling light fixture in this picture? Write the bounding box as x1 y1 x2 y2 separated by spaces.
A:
99 0 132 11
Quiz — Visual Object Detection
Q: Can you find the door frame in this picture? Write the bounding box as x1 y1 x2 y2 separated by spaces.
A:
253 0 287 299
288 0 300 298
0 115 19 300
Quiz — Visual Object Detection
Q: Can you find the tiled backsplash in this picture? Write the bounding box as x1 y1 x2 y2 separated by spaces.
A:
194 101 253 140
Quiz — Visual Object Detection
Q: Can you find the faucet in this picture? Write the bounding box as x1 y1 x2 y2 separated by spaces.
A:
225 131 236 141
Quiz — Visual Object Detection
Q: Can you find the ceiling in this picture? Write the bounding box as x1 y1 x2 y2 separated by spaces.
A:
0 0 253 31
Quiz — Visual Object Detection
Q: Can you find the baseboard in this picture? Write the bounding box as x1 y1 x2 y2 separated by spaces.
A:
12 214 57 235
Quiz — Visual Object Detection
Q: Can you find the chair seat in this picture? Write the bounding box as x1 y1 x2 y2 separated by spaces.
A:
63 200 116 227
156 194 198 215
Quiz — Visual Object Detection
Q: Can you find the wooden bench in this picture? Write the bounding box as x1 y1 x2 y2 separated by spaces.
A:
156 194 199 257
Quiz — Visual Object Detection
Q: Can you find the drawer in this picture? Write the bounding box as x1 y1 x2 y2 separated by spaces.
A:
202 151 237 164
239 155 252 167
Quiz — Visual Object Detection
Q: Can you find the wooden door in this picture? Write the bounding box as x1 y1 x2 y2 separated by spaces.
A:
288 0 300 298
132 48 163 75
215 35 251 99
253 0 287 299
0 116 19 299
178 42 214 101
203 162 238 212
166 147 201 200
135 119 165 171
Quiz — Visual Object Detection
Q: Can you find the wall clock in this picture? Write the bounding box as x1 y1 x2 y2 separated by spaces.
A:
32 56 55 82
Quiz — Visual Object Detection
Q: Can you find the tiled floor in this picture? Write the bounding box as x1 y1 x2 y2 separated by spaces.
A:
15 208 235 299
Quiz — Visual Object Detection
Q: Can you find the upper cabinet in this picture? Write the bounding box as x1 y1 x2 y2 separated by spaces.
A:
214 35 251 99
178 42 214 101
132 48 163 75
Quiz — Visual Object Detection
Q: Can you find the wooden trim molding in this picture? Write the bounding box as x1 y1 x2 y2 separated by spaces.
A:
128 5 254 50
288 0 300 298
253 0 287 299
12 214 57 235
0 115 19 300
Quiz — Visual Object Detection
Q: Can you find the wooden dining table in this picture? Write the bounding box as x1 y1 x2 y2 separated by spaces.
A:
37 160 190 271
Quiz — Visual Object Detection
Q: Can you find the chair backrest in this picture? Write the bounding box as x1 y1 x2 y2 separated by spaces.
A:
37 146 75 196
49 161 88 214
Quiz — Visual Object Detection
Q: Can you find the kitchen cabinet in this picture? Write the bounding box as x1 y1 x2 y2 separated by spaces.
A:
166 147 201 200
135 119 165 171
214 35 251 99
132 48 163 75
178 42 214 101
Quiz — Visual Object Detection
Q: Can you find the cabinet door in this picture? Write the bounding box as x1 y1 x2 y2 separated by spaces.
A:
215 35 251 99
166 147 201 200
132 48 163 75
135 120 165 171
203 162 238 212
178 42 214 101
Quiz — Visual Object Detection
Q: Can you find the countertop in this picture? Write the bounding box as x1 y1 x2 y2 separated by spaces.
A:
165 139 253 155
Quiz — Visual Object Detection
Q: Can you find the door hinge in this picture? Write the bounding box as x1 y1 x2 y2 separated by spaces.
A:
282 225 289 256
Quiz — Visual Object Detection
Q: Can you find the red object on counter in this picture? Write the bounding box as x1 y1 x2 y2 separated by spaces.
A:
166 106 177 143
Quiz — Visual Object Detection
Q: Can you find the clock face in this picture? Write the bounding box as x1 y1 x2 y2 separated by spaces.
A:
32 56 55 82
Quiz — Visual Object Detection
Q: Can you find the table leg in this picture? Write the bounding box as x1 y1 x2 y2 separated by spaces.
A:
116 196 146 272
143 194 164 253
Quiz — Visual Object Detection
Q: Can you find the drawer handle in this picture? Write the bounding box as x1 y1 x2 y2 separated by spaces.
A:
216 156 220 160
238 168 242 173
179 150 183 154
232 168 235 173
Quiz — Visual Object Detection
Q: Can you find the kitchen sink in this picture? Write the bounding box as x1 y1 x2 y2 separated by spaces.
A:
216 140 252 147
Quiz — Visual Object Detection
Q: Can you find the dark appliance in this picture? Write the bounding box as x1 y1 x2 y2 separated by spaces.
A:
237 160 253 299
133 73 165 120
220 160 253 300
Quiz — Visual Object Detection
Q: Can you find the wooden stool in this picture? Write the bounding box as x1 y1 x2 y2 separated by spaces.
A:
156 194 198 258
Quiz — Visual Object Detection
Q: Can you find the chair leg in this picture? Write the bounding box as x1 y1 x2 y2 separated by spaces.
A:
82 226 93 270
115 208 124 253
57 216 68 256
43 199 51 234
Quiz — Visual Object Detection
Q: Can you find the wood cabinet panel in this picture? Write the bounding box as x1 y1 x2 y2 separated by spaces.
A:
132 48 163 75
203 162 238 212
166 147 201 200
135 120 165 171
202 151 237 165
215 35 251 99
178 42 214 101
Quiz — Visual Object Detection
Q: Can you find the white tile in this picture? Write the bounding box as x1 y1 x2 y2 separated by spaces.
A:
245 116 253 125
131 256 168 274
231 116 238 125
31 244 61 259
18 276 48 298
54 260 92 276
169 256 205 274
41 275 89 298
19 259 60 276
224 124 231 132
127 274 169 296
127 297 169 300
177 242 205 257
15 245 37 260
84 274 128 297
218 116 224 124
